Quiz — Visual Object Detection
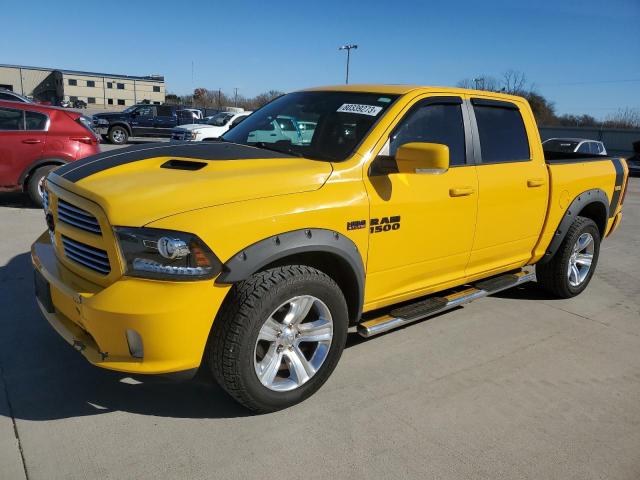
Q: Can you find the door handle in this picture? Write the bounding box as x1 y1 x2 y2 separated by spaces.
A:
449 186 475 197
22 139 42 144
527 178 545 187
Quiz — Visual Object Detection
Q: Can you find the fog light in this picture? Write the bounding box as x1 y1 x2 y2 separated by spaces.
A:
126 329 144 359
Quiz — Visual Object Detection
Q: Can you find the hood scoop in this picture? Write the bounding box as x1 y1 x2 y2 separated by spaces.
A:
161 159 207 171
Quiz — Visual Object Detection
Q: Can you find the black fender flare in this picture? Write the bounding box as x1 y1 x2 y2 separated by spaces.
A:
19 158 68 188
216 228 365 318
537 188 609 265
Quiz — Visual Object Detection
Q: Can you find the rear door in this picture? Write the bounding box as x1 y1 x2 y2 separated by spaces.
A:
154 105 178 135
465 97 549 277
0 106 46 187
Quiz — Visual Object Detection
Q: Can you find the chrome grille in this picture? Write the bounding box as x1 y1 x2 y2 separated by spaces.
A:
42 189 49 211
61 236 110 274
58 199 101 234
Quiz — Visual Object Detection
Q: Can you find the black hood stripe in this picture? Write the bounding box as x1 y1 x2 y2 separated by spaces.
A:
57 141 291 183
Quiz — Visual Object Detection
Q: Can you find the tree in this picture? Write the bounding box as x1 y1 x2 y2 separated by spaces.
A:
603 108 640 129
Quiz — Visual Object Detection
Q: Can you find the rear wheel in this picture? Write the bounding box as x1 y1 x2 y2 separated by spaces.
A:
108 126 128 145
207 265 348 413
536 216 600 298
27 165 56 207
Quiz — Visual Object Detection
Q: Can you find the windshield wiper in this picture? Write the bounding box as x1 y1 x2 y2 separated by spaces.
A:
251 142 304 157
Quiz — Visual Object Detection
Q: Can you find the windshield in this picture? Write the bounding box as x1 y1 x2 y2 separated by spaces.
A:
122 105 139 113
207 112 234 126
222 91 398 161
543 139 579 152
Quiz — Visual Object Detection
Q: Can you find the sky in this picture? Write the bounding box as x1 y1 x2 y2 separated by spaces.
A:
2 0 639 119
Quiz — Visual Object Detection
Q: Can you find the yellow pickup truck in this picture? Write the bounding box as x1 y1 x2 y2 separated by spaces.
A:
31 85 629 412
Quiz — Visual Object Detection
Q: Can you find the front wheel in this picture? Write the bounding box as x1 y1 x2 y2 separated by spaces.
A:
27 165 56 207
536 216 601 298
108 126 128 145
207 266 348 413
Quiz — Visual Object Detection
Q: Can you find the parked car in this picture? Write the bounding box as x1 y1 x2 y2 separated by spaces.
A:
93 104 201 144
0 100 99 206
626 140 640 176
32 85 629 412
0 88 34 103
543 138 607 155
247 115 303 144
171 111 252 141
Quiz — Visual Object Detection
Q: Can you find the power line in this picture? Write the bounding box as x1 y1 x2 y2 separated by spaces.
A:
538 78 640 86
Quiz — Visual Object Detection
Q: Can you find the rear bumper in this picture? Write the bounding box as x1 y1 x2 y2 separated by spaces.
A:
31 231 230 375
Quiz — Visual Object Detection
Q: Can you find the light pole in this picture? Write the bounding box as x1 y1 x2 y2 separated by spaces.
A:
338 44 358 84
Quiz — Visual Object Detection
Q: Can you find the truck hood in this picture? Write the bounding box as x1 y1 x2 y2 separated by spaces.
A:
50 142 333 226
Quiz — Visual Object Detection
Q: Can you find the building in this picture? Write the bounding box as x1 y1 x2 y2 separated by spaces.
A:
0 64 165 109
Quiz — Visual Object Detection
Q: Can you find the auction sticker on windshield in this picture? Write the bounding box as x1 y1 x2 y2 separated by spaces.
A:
337 104 383 116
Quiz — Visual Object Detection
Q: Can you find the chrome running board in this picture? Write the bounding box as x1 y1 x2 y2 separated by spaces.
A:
357 269 535 338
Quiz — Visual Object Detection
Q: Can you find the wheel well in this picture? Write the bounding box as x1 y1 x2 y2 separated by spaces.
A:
577 201 607 237
262 251 361 325
21 161 65 190
110 123 132 135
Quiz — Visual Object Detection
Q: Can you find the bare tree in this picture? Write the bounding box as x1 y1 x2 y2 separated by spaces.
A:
603 108 640 129
502 70 528 95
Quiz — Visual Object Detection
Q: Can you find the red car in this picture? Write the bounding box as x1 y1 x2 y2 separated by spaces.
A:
0 100 100 206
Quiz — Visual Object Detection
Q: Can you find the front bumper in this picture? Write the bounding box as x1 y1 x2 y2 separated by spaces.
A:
31 231 230 375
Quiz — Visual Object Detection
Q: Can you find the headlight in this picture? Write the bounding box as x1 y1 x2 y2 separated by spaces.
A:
114 227 222 281
95 118 110 126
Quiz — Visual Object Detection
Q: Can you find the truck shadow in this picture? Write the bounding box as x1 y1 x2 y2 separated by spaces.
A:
0 252 252 421
0 192 37 209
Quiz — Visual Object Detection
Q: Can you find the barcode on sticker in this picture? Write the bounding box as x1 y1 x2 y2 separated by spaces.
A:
337 104 383 116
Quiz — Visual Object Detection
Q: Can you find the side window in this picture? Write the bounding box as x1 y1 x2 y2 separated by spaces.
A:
0 107 24 130
473 104 530 163
156 106 173 116
390 101 466 166
576 142 590 154
231 115 248 127
24 111 48 130
137 106 154 116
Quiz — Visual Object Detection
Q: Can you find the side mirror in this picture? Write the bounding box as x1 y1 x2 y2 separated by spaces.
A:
395 142 450 174
130 111 139 117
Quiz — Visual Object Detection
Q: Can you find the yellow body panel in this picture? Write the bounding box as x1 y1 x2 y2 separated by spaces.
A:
31 85 627 375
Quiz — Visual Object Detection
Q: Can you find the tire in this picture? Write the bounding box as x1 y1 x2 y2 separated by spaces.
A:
207 265 349 413
108 125 128 145
536 216 600 298
27 165 57 207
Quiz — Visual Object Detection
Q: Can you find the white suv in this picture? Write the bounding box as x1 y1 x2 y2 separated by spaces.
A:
171 111 252 141
543 138 607 156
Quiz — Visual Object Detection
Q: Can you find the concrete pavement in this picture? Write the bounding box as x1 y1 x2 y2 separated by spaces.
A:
0 177 638 480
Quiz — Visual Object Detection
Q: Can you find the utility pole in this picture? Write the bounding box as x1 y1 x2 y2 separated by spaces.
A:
338 44 358 84
234 87 238 107
218 88 222 109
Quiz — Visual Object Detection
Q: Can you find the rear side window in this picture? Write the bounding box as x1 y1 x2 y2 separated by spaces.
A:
25 111 48 130
390 102 466 166
156 106 173 116
0 107 23 130
473 104 530 163
576 142 590 154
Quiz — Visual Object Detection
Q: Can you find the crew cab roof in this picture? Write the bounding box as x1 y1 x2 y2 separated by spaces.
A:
300 84 527 102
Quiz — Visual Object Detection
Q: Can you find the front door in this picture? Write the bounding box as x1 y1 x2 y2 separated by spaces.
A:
130 105 156 136
465 96 549 277
363 95 478 308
